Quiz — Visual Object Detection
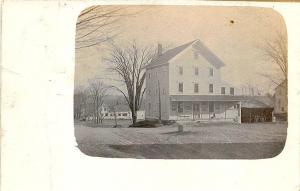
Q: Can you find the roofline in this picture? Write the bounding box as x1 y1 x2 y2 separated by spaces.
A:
146 62 169 70
170 95 246 101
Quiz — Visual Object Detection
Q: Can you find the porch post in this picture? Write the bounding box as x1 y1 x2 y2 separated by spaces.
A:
238 101 242 123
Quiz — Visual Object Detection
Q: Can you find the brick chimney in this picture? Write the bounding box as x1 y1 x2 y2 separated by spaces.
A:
157 43 162 56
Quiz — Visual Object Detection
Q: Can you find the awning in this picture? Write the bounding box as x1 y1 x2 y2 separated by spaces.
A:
170 95 246 102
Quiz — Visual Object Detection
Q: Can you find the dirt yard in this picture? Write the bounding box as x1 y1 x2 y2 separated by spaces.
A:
74 120 287 159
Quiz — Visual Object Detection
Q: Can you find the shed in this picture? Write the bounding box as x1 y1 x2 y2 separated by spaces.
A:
241 97 274 123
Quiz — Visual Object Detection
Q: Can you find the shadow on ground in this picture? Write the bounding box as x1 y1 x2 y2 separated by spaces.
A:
77 142 285 159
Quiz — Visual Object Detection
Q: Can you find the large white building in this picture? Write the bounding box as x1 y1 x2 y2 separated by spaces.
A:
145 39 244 122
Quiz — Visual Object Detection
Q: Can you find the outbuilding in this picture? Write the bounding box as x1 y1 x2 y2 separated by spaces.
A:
241 96 274 123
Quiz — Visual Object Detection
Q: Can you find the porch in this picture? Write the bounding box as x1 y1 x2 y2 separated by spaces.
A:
169 95 244 123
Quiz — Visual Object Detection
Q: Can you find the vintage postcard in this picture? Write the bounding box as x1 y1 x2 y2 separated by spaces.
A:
74 6 287 159
1 1 299 191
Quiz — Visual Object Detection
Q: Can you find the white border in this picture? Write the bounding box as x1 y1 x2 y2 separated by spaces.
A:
1 1 299 191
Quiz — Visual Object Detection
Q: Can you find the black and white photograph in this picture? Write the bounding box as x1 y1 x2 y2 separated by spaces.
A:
2 1 300 191
74 6 288 159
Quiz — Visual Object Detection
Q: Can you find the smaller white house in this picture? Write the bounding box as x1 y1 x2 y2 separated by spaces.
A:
102 104 145 120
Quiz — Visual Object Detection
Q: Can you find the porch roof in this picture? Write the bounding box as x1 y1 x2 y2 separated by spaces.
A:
170 95 246 102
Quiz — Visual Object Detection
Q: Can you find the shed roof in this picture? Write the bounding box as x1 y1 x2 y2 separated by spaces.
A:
170 95 274 108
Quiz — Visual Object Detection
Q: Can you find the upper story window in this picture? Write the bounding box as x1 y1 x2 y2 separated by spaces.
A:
194 83 199 93
178 82 183 93
179 66 183 75
230 87 234 95
209 84 213 93
221 87 225 94
195 67 199 76
209 67 214 76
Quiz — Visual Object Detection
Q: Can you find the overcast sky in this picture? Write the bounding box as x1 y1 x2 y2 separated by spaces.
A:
75 6 287 95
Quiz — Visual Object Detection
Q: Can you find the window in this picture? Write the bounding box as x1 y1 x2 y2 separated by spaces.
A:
194 52 198 59
221 87 225 94
209 68 214 76
230 87 234 95
148 103 151 112
105 113 108 116
178 102 183 113
202 102 208 112
209 102 214 112
184 104 191 111
281 107 284 112
118 113 121 116
195 67 199 75
215 103 220 111
194 83 199 93
179 66 183 75
122 113 127 116
209 84 213 93
171 102 177 111
178 82 183 92
148 72 151 79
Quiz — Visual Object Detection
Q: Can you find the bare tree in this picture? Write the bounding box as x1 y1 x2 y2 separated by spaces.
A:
74 89 87 120
76 6 148 49
260 31 287 87
241 82 263 96
76 6 125 49
107 42 154 124
87 80 108 124
108 100 120 128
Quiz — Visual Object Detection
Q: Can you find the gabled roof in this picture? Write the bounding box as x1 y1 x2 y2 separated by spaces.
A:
147 39 225 69
192 40 225 68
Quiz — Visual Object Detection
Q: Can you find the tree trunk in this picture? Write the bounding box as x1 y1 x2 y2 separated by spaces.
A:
114 111 118 127
131 112 137 125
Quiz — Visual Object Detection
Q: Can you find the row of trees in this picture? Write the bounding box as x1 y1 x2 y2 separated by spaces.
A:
74 81 107 124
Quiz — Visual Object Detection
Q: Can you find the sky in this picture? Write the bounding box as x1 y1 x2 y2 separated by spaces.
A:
75 6 287 95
